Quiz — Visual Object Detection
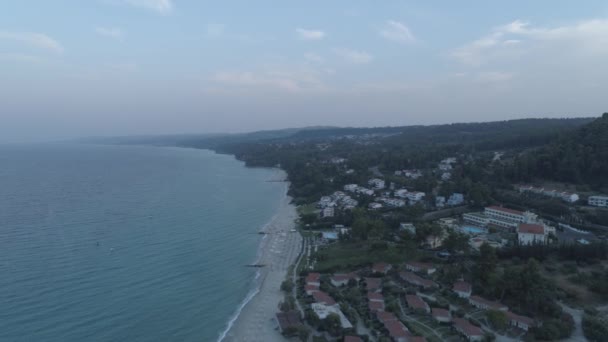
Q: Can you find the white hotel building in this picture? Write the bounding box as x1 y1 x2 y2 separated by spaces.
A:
588 195 608 208
464 206 538 230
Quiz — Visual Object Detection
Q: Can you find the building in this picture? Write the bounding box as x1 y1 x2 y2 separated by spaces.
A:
588 195 608 207
447 193 465 206
330 273 359 287
395 189 409 198
464 206 539 230
306 273 321 287
432 308 452 323
406 192 426 203
367 292 384 303
453 281 472 298
400 271 437 289
344 336 363 342
441 172 452 181
518 185 579 203
453 317 484 341
305 284 319 295
506 311 536 331
368 178 386 190
400 223 416 235
368 300 385 313
405 262 436 275
365 277 382 292
469 296 508 311
384 320 410 342
369 202 383 210
312 291 336 306
344 184 358 192
372 262 392 274
436 196 446 208
517 223 547 245
311 302 353 329
406 295 430 313
321 207 334 218
275 311 302 334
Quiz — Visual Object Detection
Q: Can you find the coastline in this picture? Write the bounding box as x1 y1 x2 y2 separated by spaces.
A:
219 169 301 342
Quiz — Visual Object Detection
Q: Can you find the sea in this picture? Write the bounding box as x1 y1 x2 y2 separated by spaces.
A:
0 143 287 342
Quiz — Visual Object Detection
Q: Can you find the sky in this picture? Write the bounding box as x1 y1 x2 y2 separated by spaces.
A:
1 0 608 141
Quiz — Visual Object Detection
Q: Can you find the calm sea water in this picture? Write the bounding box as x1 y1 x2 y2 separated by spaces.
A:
0 143 286 342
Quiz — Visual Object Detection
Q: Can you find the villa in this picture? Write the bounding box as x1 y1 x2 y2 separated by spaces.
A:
305 273 321 287
367 292 384 303
312 291 336 306
453 317 484 341
432 308 452 323
330 273 359 287
275 311 302 334
405 261 436 275
372 262 392 274
588 195 608 207
365 277 382 293
406 295 430 313
368 178 386 190
311 302 352 329
517 223 547 245
469 295 508 311
400 271 437 289
304 284 319 295
400 223 416 234
453 281 472 298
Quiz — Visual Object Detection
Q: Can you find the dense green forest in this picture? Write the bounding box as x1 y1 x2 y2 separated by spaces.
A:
504 113 608 189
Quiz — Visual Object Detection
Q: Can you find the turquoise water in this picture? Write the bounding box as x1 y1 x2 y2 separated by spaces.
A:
461 225 487 234
0 144 286 342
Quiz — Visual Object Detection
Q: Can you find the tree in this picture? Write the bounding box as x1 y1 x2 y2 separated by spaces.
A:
281 279 294 293
487 310 508 330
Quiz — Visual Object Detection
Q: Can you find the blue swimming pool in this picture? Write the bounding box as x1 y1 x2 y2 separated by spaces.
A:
461 226 487 234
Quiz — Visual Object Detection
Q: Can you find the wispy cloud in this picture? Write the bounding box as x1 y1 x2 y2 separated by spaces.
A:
380 20 415 43
333 48 373 64
304 52 323 63
206 23 225 38
475 71 514 83
0 52 42 63
95 27 125 40
0 31 63 53
451 19 608 66
123 0 173 14
211 67 328 93
296 28 325 40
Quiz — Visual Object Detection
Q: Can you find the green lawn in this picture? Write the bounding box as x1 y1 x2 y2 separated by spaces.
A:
313 241 418 272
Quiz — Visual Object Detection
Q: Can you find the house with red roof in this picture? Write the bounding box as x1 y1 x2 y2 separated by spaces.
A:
365 277 382 293
306 272 321 287
432 307 451 323
330 272 359 287
405 295 430 314
368 300 385 313
400 271 437 289
453 281 472 298
305 283 319 296
372 262 392 274
469 296 508 311
367 292 384 303
453 317 484 341
312 291 336 306
275 311 302 334
384 320 410 342
377 311 398 324
517 223 547 245
506 311 536 331
344 336 363 342
405 261 436 275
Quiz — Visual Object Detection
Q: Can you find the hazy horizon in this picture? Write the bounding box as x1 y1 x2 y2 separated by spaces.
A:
2 1 608 142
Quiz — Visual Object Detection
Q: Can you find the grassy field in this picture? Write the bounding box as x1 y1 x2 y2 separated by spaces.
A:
313 240 419 272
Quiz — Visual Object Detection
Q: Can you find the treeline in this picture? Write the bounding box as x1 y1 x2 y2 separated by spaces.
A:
497 241 608 262
503 113 608 189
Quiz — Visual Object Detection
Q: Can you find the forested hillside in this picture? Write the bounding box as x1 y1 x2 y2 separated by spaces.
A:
505 113 608 189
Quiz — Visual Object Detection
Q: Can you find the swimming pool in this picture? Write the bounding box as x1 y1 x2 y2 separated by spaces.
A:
460 226 487 234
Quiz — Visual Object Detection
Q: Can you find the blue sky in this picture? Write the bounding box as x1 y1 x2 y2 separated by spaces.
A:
1 1 608 141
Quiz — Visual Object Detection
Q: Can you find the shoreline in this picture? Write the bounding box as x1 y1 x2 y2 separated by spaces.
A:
219 169 301 342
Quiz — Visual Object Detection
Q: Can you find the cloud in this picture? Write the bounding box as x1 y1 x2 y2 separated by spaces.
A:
380 20 415 43
451 19 608 66
333 48 373 64
304 52 323 63
296 28 325 40
95 27 124 40
0 31 63 53
123 0 173 14
475 71 514 83
0 52 42 63
206 23 225 37
211 67 328 92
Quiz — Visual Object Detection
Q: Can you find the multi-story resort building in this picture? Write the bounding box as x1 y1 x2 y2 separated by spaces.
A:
588 195 608 208
463 206 538 230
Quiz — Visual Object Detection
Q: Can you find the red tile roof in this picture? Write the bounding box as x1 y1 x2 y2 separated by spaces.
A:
306 272 321 283
384 320 409 339
453 317 483 337
400 271 437 288
275 311 302 331
487 205 523 216
367 292 384 302
344 336 363 342
408 337 426 342
372 262 391 273
506 311 535 326
376 311 398 323
405 295 428 311
365 277 382 292
431 307 451 318
304 284 319 293
368 300 385 312
453 281 471 293
469 295 508 311
518 223 545 235
312 291 336 305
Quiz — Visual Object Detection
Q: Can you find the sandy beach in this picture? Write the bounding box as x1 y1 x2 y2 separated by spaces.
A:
221 178 301 342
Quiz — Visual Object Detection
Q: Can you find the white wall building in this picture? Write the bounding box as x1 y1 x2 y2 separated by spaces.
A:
368 178 386 190
406 192 426 203
589 195 608 207
517 223 547 245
